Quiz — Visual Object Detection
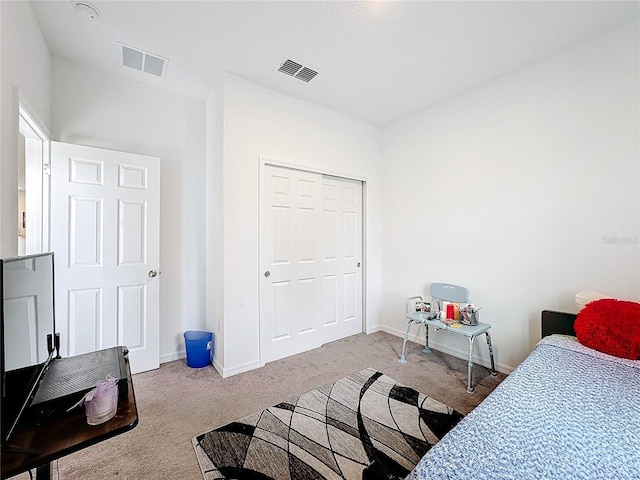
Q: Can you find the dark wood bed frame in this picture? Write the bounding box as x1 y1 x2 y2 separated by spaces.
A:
541 310 577 338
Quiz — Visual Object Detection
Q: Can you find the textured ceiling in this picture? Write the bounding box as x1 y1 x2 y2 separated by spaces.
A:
30 1 639 126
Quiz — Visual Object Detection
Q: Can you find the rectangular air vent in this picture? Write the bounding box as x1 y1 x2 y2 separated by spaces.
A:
118 42 169 78
276 57 319 83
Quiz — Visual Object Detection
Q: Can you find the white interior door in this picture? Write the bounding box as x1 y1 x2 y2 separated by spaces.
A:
321 175 363 344
261 165 324 363
260 165 363 364
50 142 160 374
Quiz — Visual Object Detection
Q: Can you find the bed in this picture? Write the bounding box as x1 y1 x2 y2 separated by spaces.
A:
406 309 640 480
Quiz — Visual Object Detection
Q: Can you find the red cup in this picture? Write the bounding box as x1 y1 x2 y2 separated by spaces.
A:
446 303 454 319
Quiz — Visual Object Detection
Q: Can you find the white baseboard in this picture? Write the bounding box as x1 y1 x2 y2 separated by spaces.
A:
376 324 513 374
366 324 385 334
159 350 253 378
160 326 513 375
210 357 224 376
216 359 262 378
160 350 186 364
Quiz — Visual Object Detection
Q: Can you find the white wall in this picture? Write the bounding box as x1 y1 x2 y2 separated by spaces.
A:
208 73 382 377
51 58 207 363
0 1 51 257
381 22 640 372
5 4 636 378
205 76 225 365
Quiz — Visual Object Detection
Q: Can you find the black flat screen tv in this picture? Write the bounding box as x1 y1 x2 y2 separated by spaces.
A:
0 252 56 450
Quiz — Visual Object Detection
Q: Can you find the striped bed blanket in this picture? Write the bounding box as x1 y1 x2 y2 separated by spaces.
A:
406 335 640 480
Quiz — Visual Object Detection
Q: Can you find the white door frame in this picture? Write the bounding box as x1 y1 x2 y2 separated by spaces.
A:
18 98 50 255
258 157 367 367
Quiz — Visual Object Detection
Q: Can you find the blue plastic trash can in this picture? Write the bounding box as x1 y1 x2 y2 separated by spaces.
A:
184 330 213 368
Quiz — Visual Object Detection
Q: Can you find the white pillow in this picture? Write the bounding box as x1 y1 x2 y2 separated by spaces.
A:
575 290 613 310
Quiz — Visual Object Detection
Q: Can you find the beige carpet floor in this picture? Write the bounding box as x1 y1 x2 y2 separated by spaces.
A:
11 331 505 479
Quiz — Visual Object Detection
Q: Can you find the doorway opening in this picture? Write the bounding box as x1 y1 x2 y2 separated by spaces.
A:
18 103 50 255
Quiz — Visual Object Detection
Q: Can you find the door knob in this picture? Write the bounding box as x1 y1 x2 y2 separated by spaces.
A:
357 262 361 267
264 271 271 278
148 270 158 278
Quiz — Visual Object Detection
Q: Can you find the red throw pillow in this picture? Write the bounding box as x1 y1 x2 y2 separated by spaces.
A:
574 298 640 360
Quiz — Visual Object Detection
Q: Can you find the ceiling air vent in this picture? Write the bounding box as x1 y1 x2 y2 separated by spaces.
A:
276 58 319 83
118 42 169 78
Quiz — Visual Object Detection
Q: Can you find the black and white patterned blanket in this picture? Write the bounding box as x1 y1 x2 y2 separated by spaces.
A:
407 335 640 480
